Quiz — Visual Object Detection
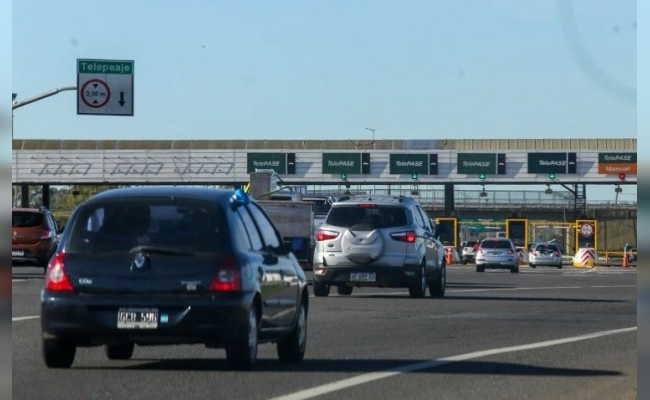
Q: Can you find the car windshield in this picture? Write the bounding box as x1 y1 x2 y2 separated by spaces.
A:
66 199 225 254
326 206 407 229
12 212 44 227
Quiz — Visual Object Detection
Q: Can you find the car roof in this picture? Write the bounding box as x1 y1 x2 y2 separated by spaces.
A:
80 186 237 204
334 195 417 206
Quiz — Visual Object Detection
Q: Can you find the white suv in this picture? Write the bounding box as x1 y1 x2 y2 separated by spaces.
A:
312 195 446 298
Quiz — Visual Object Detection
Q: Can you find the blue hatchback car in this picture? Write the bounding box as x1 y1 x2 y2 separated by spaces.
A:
41 186 309 370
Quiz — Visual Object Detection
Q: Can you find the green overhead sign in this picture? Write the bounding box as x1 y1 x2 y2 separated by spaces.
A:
247 153 288 174
457 153 497 174
322 153 362 174
389 154 429 175
528 152 576 174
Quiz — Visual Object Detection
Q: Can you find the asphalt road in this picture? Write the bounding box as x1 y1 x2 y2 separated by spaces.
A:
12 264 637 400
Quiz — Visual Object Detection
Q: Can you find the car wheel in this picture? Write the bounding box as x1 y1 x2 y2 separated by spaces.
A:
277 301 307 363
408 263 426 298
226 306 258 370
476 265 485 272
337 285 353 295
313 281 330 297
511 264 519 273
557 264 563 269
43 338 76 368
105 343 135 360
529 263 536 268
429 263 446 298
462 259 468 265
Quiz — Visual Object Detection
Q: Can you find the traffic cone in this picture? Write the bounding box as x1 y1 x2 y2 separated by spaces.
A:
622 251 628 268
446 248 453 265
605 252 610 264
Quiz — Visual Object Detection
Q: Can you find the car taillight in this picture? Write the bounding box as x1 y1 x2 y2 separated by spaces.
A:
357 204 377 208
209 255 241 292
507 249 514 254
41 231 53 240
45 252 73 292
316 229 339 241
532 251 539 256
390 231 417 243
554 251 561 257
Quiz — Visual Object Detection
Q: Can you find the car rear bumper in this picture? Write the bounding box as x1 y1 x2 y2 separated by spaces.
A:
529 257 562 265
312 264 422 287
476 256 517 269
12 246 50 264
40 290 255 347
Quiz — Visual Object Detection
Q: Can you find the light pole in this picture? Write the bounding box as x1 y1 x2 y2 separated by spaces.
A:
12 93 17 138
365 127 377 150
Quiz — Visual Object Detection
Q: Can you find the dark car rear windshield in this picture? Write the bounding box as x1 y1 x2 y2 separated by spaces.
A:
326 206 408 229
12 212 44 227
66 199 225 254
480 240 513 249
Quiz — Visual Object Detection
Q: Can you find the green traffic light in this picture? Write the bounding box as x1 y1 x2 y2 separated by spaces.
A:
411 173 418 180
548 173 556 180
478 173 486 180
340 173 347 180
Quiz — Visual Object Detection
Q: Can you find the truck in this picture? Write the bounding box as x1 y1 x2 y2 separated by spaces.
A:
257 200 315 271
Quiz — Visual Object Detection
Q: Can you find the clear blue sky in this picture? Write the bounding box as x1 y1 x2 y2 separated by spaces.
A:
10 0 637 201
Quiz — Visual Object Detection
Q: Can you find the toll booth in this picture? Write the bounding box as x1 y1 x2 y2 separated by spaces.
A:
575 220 597 251
435 217 458 248
505 218 528 249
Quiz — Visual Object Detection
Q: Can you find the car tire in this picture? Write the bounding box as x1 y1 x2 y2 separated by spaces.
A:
511 265 519 273
408 263 426 298
313 281 330 297
529 263 536 268
43 338 76 368
277 301 307 363
337 285 353 295
226 306 258 370
557 264 563 269
429 263 446 298
105 343 135 360
476 265 485 272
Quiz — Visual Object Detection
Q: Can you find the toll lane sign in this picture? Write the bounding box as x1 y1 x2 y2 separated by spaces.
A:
77 59 134 116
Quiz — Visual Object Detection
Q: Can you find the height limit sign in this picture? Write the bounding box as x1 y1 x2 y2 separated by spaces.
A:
77 59 134 116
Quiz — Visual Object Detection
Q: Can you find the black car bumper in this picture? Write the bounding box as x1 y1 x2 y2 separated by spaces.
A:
40 290 255 347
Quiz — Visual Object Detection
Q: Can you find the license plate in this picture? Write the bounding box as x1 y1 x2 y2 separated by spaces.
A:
12 250 24 257
350 272 376 282
117 308 158 329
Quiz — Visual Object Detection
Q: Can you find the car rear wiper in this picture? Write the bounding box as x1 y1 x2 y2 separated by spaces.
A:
129 245 195 256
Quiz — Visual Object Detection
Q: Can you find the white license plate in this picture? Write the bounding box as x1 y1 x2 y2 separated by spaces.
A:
350 272 376 282
12 250 24 257
117 308 158 329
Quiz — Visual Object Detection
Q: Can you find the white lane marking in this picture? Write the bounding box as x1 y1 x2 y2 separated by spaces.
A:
271 326 637 400
12 279 28 282
12 315 39 322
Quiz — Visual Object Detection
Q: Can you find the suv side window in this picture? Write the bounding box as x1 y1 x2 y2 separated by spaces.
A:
415 206 433 232
411 205 426 229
